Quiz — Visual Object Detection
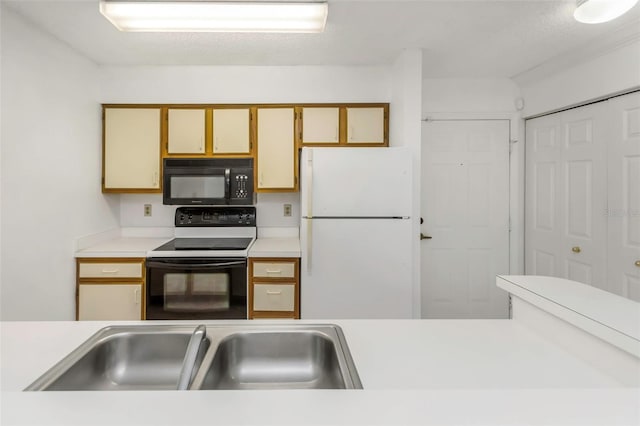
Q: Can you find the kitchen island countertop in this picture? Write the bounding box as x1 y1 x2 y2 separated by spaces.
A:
2 318 639 426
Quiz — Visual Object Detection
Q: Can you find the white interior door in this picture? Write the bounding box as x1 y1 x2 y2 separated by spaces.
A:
525 102 608 290
421 120 510 319
607 92 640 301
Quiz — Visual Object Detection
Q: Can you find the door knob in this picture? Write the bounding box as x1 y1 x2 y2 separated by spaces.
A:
572 246 581 253
420 233 432 240
635 260 640 267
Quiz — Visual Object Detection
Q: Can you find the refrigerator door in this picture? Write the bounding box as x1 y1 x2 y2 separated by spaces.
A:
300 147 412 218
301 217 413 319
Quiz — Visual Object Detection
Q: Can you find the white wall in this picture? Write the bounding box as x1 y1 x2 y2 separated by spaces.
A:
120 193 301 229
102 64 393 229
390 49 423 318
422 78 521 114
0 7 119 320
519 39 640 117
100 65 391 104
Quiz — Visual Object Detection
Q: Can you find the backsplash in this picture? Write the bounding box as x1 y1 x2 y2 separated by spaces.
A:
119 192 301 228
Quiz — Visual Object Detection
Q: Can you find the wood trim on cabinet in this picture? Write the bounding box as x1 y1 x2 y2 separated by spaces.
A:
102 105 163 193
102 102 388 194
254 105 299 193
209 106 254 158
76 258 146 321
297 103 390 147
162 106 209 158
248 258 300 319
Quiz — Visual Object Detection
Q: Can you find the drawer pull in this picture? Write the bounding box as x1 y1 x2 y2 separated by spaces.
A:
101 269 120 274
266 290 282 295
265 269 282 274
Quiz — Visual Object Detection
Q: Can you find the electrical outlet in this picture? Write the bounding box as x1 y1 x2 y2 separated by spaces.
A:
283 204 292 217
144 204 152 217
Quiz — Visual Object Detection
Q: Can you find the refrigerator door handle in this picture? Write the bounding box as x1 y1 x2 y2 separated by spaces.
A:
306 149 313 218
306 219 313 275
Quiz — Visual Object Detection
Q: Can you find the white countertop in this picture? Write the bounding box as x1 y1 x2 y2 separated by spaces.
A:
74 237 172 258
248 237 301 258
2 319 639 425
74 233 300 258
498 275 640 357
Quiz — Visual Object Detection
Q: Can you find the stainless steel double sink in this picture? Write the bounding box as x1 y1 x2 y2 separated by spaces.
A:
25 324 362 391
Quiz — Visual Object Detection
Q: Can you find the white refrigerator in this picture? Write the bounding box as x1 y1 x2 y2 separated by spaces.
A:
300 147 414 319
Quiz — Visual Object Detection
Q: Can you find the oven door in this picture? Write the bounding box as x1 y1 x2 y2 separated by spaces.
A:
146 257 247 320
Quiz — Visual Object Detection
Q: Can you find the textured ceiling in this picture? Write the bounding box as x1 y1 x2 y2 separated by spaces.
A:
3 0 640 78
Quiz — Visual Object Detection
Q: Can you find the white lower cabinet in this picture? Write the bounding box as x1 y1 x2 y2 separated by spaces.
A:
253 284 296 312
249 258 299 319
78 284 142 321
76 258 145 320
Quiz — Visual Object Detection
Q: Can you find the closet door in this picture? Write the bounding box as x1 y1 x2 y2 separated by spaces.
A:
525 102 608 290
607 92 640 301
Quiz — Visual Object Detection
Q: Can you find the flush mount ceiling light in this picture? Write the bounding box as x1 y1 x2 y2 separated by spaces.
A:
99 0 328 32
573 0 639 24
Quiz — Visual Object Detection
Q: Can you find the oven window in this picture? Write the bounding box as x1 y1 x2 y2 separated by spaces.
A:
164 272 230 312
170 176 225 199
146 258 247 320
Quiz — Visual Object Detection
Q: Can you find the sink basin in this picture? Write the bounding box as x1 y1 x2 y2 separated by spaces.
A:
26 324 362 391
195 330 353 390
25 326 211 391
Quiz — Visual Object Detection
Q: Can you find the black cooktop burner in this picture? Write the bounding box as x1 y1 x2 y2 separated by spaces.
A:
154 238 253 251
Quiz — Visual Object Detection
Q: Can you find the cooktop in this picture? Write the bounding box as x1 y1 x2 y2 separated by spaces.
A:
153 237 254 251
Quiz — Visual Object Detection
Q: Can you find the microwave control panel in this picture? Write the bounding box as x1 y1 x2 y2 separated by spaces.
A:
175 206 256 227
233 174 251 199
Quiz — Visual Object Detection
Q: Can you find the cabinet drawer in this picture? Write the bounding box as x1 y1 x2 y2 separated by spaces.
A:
253 284 295 312
252 262 296 278
78 262 143 279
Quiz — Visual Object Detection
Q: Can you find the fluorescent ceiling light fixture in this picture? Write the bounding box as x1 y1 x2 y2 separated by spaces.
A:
573 0 639 23
99 0 328 32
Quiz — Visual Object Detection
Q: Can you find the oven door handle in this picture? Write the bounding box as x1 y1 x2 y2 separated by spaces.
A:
146 260 246 269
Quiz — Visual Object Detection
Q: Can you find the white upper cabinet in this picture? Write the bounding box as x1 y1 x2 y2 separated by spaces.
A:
213 108 251 155
301 107 340 144
103 107 161 191
346 106 386 145
256 107 296 191
167 108 206 154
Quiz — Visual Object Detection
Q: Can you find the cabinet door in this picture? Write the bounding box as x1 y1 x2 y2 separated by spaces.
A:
78 284 142 320
253 283 296 311
213 108 251 154
168 108 206 154
346 106 386 145
256 108 296 190
301 107 340 145
103 108 161 190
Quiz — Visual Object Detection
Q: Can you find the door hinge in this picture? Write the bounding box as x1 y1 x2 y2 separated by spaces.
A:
508 217 512 233
509 139 517 154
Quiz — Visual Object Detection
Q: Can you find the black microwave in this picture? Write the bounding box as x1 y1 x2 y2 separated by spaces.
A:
163 158 254 205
